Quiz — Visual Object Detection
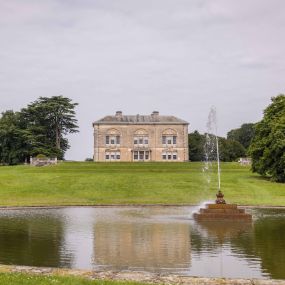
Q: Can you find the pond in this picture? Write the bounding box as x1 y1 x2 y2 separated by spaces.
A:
0 206 284 280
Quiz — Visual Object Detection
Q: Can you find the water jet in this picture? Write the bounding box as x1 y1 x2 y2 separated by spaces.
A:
194 107 252 221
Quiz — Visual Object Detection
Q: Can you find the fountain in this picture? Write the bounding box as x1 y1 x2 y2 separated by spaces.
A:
193 107 252 221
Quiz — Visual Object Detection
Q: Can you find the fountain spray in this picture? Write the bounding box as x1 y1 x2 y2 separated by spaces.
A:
193 108 252 220
215 121 221 191
205 107 224 203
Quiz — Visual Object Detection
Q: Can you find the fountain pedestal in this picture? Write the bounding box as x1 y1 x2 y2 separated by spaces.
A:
193 191 252 221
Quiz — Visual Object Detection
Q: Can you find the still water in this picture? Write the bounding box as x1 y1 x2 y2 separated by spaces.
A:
0 206 284 279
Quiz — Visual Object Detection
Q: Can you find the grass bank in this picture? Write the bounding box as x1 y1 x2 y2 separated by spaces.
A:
0 273 146 285
0 162 284 206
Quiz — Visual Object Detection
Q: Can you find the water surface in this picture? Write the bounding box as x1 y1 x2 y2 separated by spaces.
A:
0 206 284 279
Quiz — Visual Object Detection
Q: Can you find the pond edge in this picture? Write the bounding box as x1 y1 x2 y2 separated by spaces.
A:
0 265 284 285
0 204 285 210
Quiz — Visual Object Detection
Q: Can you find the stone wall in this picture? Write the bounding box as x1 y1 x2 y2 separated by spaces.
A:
30 157 57 167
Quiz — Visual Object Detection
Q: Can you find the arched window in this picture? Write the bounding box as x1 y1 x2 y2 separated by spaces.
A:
133 129 149 146
162 129 177 146
105 128 121 146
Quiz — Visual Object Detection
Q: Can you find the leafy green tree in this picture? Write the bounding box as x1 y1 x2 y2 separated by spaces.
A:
219 138 246 161
188 130 246 162
0 111 29 164
227 123 255 150
188 131 205 161
249 94 285 182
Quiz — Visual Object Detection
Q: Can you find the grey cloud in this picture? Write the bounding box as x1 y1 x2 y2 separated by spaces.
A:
0 0 284 160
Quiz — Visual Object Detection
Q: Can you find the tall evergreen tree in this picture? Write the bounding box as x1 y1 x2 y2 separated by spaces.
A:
21 96 79 159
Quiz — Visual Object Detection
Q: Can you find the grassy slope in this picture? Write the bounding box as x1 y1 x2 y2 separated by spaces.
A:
0 162 284 206
0 273 146 285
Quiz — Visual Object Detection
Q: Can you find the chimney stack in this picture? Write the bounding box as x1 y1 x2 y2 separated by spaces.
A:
115 111 123 120
151 111 159 121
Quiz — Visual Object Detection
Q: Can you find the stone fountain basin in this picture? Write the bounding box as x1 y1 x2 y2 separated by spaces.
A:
193 203 252 220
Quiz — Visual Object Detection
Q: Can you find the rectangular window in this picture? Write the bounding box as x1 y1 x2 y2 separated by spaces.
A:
110 139 115 145
173 136 177 144
134 151 138 160
116 136 120 145
106 151 120 161
106 136 110 145
134 139 138 144
144 139 148 145
173 152 177 160
167 139 172 144
162 136 166 144
168 153 172 160
139 138 143 144
139 151 144 160
145 151 149 160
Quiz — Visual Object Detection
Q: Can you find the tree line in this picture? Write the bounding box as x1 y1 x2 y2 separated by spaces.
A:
0 96 78 165
189 94 285 182
1 94 284 182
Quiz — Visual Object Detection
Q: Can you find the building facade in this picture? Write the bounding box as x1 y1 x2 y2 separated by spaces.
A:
93 111 189 162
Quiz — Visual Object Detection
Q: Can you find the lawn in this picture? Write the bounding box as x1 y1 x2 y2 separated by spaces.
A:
0 162 284 206
0 273 147 285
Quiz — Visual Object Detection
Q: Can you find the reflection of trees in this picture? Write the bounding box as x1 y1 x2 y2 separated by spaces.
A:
192 211 285 280
230 218 285 279
0 213 72 268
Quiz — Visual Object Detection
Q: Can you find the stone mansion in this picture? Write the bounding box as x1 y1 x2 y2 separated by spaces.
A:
93 111 189 162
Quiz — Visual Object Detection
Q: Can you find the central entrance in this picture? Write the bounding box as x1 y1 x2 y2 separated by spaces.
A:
133 150 150 161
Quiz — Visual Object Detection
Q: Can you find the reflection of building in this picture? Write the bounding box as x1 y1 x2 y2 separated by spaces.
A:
93 221 191 270
93 111 189 162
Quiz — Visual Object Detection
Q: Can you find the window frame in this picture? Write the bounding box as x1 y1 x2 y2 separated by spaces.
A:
162 135 177 146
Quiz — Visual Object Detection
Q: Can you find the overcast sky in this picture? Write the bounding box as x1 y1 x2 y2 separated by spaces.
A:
0 0 284 160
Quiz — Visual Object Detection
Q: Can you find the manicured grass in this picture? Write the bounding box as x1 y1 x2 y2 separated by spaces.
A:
0 162 284 206
0 273 146 285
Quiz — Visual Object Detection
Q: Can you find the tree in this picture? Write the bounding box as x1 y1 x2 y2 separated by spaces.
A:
249 94 285 182
0 111 29 164
188 131 205 161
219 138 246 162
21 96 79 159
227 123 255 150
188 130 246 162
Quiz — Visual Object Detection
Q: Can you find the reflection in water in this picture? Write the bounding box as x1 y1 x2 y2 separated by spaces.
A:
61 208 95 269
0 207 284 279
194 220 252 243
0 210 72 268
94 221 191 271
230 208 285 279
190 219 260 279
